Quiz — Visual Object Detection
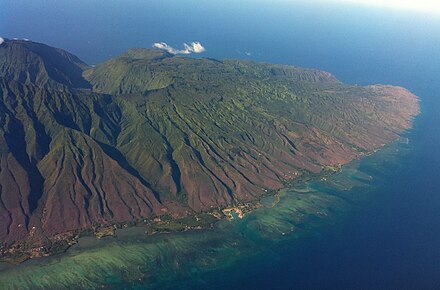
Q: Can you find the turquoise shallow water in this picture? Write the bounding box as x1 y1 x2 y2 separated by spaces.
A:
1 1 440 289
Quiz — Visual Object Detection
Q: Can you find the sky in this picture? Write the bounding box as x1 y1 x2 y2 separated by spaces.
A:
336 0 440 14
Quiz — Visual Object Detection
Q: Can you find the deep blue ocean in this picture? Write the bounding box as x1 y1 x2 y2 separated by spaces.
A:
2 0 440 289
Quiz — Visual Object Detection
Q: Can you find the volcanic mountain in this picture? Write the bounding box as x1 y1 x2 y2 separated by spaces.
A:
0 39 419 260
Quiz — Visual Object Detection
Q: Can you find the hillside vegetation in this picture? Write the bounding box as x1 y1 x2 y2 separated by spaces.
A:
0 39 419 259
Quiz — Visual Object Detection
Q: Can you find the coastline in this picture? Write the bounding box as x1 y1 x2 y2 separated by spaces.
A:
0 167 328 265
0 134 405 265
0 132 417 289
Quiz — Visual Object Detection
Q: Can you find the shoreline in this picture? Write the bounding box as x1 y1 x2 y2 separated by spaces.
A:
0 160 347 265
0 135 412 266
0 133 418 290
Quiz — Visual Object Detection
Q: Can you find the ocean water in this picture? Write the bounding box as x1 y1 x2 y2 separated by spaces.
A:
1 1 440 289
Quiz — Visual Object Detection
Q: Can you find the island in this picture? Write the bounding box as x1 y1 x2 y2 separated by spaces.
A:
0 39 419 263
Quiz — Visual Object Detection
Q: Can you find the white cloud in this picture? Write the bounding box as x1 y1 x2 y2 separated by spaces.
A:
153 41 206 55
0 37 4 45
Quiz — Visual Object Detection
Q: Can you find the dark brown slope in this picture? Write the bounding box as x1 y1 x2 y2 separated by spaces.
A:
0 38 90 89
0 40 169 249
0 40 419 260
